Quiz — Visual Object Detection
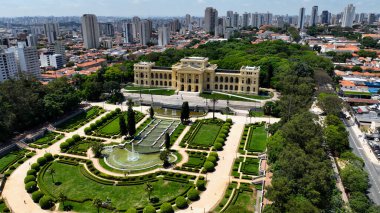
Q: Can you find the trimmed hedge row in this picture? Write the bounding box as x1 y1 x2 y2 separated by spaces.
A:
57 106 105 132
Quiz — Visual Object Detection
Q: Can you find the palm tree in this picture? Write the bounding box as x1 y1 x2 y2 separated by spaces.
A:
58 192 67 209
211 98 218 119
48 168 56 183
145 182 154 201
92 198 102 213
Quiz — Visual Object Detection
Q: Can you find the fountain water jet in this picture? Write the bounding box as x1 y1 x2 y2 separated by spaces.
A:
127 143 139 162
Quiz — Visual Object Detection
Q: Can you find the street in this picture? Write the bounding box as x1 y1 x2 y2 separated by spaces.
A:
344 119 380 205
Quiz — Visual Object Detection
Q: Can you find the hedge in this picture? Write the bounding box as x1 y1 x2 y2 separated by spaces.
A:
187 188 200 201
24 175 36 184
37 157 47 166
196 180 206 191
126 207 137 213
175 196 188 209
204 161 215 172
32 191 44 203
143 205 156 213
39 195 54 209
214 143 223 151
25 181 38 193
160 202 174 213
27 169 37 176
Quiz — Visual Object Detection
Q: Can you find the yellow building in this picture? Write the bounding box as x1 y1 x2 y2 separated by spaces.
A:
134 57 260 94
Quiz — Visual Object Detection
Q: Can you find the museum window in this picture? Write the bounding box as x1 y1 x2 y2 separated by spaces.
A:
224 85 228 90
215 76 218 82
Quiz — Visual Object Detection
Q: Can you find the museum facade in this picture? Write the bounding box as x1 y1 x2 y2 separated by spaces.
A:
134 57 260 94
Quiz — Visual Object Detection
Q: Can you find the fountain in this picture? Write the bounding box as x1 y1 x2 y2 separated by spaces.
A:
127 143 139 162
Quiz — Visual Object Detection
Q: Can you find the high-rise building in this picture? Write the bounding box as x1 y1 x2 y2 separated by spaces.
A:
276 17 284 28
170 19 181 33
40 53 64 69
204 7 218 34
242 13 249 28
26 34 38 47
99 23 115 37
132 16 141 40
47 40 66 64
215 18 224 36
368 13 376 25
342 4 355 27
298 7 306 29
158 27 170 47
359 13 366 23
9 43 40 79
81 14 100 49
264 12 273 25
252 13 261 28
138 19 152 46
43 23 59 44
232 12 239 28
311 6 319 26
321 10 329 24
122 22 133 44
185 14 191 29
0 49 18 82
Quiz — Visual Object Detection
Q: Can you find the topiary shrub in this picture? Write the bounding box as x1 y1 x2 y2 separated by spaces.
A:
214 143 223 151
31 163 40 170
24 175 36 184
27 169 37 176
207 156 217 164
115 108 121 113
143 205 156 213
60 142 70 151
203 161 215 172
216 138 224 144
175 196 188 209
196 180 206 191
126 207 137 213
187 188 200 201
72 134 81 142
44 153 53 161
39 195 54 209
32 190 44 203
209 152 218 158
37 157 47 166
66 138 75 145
160 202 174 213
25 181 38 193
226 118 232 123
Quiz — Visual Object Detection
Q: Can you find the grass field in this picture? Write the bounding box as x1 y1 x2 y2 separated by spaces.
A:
190 124 221 146
125 86 175 96
247 125 267 152
241 158 260 176
57 107 102 131
0 152 20 172
39 162 191 210
98 111 144 135
224 190 256 213
183 153 206 168
33 132 59 145
200 91 271 102
343 91 372 96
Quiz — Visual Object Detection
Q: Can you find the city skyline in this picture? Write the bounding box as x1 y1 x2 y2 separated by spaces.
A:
0 0 378 17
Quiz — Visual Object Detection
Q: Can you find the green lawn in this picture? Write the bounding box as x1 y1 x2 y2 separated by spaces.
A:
190 124 221 146
200 91 271 102
33 132 59 145
249 110 265 117
183 155 206 168
241 158 260 176
224 190 256 213
125 86 175 96
98 111 144 135
247 125 267 152
39 162 191 210
0 151 21 172
57 107 102 131
343 91 371 96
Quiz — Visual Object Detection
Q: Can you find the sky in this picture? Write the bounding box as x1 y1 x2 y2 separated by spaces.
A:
0 0 378 17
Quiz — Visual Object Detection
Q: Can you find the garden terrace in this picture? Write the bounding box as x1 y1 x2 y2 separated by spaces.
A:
56 106 104 132
241 123 268 153
87 109 144 138
36 160 196 212
176 151 208 173
28 131 64 149
133 119 181 148
0 149 35 177
181 119 232 150
65 138 104 156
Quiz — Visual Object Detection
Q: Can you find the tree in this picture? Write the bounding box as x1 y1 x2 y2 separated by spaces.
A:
160 149 171 167
362 36 377 48
211 98 218 119
91 142 104 158
285 196 319 213
145 182 153 201
180 101 190 123
119 114 127 136
149 106 154 119
317 93 343 116
48 168 55 183
340 165 369 193
349 192 370 213
164 132 170 150
127 104 136 137
92 198 102 213
58 192 67 209
324 125 349 156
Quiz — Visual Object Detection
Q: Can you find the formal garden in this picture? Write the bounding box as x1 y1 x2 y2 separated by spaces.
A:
28 131 64 149
239 123 268 154
56 106 105 132
0 148 35 177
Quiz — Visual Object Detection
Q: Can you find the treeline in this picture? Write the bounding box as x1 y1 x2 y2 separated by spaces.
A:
0 78 80 143
139 39 333 88
319 93 380 212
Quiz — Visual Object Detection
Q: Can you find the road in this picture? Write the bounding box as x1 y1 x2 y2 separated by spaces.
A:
343 119 380 205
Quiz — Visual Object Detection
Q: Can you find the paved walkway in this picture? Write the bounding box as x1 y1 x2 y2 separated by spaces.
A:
179 123 245 213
